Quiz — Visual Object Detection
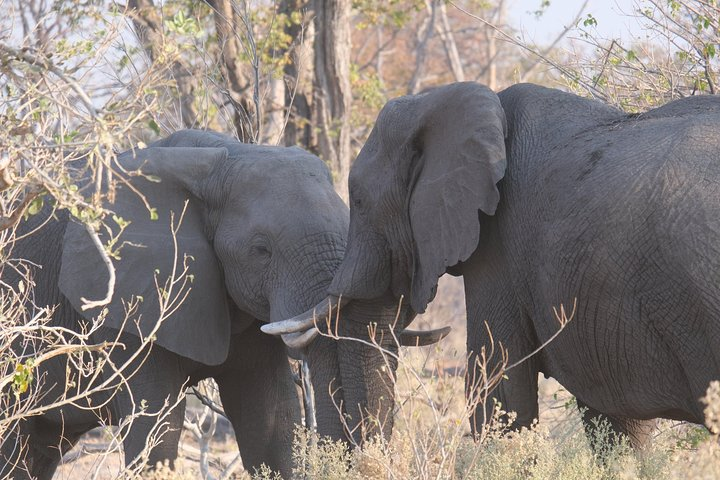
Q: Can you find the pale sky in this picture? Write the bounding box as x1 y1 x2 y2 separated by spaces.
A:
512 0 643 43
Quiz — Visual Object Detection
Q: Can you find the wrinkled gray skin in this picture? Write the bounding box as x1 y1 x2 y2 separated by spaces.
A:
321 82 720 446
0 130 364 478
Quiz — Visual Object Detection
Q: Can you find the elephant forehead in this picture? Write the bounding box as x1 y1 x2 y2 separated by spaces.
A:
233 152 330 182
233 190 347 233
219 166 347 230
350 134 409 189
377 98 418 137
224 160 332 203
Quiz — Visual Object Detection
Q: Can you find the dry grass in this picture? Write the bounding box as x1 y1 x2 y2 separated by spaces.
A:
50 276 720 479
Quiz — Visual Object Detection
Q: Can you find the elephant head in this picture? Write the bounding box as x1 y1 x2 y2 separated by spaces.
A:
334 82 506 313
58 130 447 448
56 131 354 447
265 82 503 441
60 130 348 361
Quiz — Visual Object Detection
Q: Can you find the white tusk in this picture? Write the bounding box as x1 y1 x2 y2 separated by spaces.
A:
261 295 347 335
281 329 320 349
399 326 452 346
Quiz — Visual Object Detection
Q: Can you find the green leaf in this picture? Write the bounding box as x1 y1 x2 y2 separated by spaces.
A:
26 196 44 216
149 207 158 221
148 119 160 135
12 359 35 398
112 215 129 229
704 43 716 59
583 13 598 27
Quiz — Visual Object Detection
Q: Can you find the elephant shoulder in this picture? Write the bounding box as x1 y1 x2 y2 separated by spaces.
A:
500 83 620 115
151 129 237 149
637 95 720 121
499 84 622 140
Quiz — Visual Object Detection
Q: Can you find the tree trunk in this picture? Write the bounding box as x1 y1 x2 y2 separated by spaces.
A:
436 1 465 82
311 0 352 202
127 0 198 129
487 23 497 90
280 0 313 149
208 0 258 142
487 0 504 90
408 1 437 94
264 76 286 145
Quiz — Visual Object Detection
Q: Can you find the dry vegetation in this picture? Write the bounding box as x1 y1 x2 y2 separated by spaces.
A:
2 0 720 478
48 277 720 478
273 277 720 480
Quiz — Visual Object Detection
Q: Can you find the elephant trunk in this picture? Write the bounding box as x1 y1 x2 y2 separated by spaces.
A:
294 296 404 446
337 336 398 444
263 236 450 446
328 229 392 301
334 296 404 444
305 335 347 442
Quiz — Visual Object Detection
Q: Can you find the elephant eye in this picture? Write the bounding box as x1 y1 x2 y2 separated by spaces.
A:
253 244 271 258
349 182 364 209
250 237 272 261
351 190 364 209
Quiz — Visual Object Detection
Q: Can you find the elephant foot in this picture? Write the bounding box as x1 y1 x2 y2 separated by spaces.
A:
0 419 83 480
577 399 656 452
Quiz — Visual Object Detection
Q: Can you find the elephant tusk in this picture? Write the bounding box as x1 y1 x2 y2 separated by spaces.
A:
399 326 452 346
261 295 349 335
281 329 319 349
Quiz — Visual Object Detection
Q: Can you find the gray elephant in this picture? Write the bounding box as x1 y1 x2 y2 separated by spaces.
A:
0 129 444 478
266 82 720 446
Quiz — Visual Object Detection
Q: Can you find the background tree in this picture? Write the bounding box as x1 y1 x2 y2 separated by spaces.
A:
562 0 720 110
310 0 352 200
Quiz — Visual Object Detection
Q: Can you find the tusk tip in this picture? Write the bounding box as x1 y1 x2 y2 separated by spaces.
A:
281 329 319 349
400 325 452 347
260 323 278 334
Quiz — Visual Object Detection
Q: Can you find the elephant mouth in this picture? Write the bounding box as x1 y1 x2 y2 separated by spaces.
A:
261 294 451 348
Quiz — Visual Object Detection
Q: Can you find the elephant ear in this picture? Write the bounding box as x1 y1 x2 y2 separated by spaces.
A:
408 82 507 313
59 147 232 365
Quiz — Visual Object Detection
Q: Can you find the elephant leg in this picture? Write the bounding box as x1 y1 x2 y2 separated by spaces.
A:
463 249 540 437
215 324 300 478
119 396 187 470
0 417 84 480
0 354 97 480
466 332 539 435
576 399 656 450
110 338 188 470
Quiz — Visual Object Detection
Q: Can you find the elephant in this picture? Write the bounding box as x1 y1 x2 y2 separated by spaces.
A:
0 129 428 479
265 82 720 447
1 129 446 478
